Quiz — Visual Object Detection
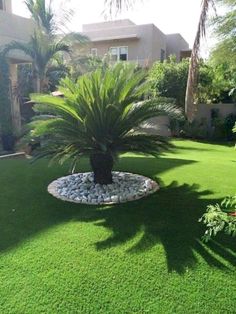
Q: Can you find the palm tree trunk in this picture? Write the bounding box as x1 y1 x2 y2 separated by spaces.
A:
90 152 113 184
185 0 213 122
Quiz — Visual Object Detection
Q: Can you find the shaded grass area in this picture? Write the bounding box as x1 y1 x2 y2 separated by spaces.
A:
0 140 236 313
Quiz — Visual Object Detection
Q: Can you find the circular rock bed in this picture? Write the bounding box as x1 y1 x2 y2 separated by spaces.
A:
48 172 159 205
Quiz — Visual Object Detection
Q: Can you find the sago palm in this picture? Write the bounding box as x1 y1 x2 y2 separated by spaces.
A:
29 63 182 184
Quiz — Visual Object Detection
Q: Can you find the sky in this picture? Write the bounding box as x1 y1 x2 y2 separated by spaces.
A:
12 0 216 52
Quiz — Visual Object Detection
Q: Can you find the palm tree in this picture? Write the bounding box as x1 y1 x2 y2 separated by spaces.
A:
4 31 70 92
4 0 87 93
29 63 182 184
185 0 215 122
104 0 215 122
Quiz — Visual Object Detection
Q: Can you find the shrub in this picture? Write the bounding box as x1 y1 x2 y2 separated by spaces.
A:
199 196 236 242
0 53 15 151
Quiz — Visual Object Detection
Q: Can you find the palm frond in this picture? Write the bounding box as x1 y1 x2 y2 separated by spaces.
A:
104 0 137 16
28 63 182 166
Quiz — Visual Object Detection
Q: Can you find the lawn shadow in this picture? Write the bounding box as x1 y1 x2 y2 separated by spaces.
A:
0 156 235 274
80 181 236 273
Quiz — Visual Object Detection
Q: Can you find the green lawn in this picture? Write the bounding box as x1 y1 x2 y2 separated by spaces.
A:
0 140 236 313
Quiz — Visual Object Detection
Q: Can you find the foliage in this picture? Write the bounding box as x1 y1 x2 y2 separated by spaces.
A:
4 30 71 93
16 64 34 99
149 56 189 108
24 0 74 35
0 53 13 135
200 195 236 241
149 57 228 108
179 119 209 139
68 55 108 81
104 0 215 121
210 113 236 140
232 120 236 135
27 63 182 183
4 0 87 93
210 0 236 98
185 0 215 122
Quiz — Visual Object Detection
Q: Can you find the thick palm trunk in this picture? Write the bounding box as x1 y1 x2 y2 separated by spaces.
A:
90 153 113 184
185 0 213 122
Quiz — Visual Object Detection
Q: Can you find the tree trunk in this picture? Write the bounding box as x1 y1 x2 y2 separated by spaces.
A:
90 152 113 184
185 0 213 122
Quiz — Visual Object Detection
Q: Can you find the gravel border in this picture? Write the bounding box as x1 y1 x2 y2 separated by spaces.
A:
48 172 159 205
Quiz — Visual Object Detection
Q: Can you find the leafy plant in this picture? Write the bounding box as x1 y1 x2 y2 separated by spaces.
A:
0 53 15 151
200 195 236 241
4 0 87 93
149 56 189 108
0 53 13 136
28 63 182 184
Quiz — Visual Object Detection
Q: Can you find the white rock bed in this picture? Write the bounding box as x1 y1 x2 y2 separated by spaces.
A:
48 172 159 205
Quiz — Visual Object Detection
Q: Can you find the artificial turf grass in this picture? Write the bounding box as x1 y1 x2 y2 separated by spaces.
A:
0 140 236 313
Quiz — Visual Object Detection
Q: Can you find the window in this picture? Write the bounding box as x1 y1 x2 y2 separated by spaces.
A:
109 47 128 61
90 48 98 57
160 49 165 62
110 47 118 61
0 0 4 10
119 47 128 61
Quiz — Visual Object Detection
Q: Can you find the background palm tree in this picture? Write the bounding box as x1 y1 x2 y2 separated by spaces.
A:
29 63 182 184
5 31 70 92
4 0 87 93
104 0 215 122
185 0 215 122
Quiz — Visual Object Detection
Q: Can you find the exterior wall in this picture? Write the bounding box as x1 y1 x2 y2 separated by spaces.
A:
151 25 166 64
79 21 169 67
166 34 189 61
196 103 236 125
0 9 34 61
78 20 189 67
140 116 171 137
83 19 135 31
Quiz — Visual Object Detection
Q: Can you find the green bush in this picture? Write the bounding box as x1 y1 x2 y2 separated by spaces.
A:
211 113 236 141
149 56 188 108
200 196 236 242
180 119 209 139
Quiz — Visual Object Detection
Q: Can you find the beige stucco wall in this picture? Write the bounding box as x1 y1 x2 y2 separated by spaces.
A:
196 103 236 124
151 25 166 63
78 22 167 67
166 34 189 61
78 20 189 67
0 10 34 61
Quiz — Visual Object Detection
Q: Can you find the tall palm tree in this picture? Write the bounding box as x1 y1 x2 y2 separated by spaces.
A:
4 31 70 92
185 0 215 122
104 0 215 122
4 0 87 93
29 63 182 184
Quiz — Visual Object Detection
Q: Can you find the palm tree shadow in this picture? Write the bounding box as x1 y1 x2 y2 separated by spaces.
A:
80 182 236 273
0 157 236 274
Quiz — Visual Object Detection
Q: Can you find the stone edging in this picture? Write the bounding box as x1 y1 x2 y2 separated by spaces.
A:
48 172 159 205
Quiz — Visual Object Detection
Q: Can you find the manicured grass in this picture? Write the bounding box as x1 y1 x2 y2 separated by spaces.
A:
0 140 236 313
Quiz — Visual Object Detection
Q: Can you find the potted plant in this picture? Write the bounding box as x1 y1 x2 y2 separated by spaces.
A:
0 53 15 152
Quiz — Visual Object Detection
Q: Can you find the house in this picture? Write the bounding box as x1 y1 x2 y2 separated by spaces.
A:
0 0 33 132
77 19 190 66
